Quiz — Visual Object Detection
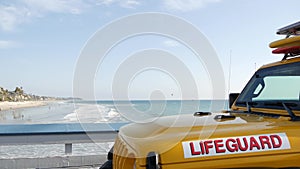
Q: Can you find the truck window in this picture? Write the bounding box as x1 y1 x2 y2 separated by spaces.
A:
253 76 300 101
235 61 300 111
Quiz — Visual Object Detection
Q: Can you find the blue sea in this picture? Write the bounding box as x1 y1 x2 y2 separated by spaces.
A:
0 100 228 162
0 100 228 124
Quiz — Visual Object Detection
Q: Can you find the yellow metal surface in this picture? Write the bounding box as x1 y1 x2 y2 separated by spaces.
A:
231 106 300 117
259 56 300 69
161 153 300 169
113 112 300 168
113 135 136 169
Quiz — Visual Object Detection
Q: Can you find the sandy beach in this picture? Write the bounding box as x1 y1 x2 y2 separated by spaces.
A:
0 101 48 111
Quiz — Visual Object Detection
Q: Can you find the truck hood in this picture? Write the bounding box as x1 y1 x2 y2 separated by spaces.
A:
117 112 298 166
119 113 248 141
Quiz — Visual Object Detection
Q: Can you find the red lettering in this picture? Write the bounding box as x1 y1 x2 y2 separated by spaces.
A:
214 139 226 153
226 138 238 152
189 142 200 155
237 137 248 151
200 141 205 155
259 136 272 149
249 137 261 150
186 134 286 158
270 135 282 148
204 140 213 154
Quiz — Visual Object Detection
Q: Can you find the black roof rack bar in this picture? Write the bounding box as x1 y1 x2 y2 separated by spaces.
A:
281 53 300 61
282 54 290 60
277 21 300 35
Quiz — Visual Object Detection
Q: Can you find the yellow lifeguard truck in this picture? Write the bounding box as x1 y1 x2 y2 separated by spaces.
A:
101 21 300 169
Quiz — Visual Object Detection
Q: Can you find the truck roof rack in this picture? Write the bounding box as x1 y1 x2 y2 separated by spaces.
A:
271 21 300 60
277 21 300 36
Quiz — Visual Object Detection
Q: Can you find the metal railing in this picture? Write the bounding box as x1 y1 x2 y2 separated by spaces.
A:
0 123 127 169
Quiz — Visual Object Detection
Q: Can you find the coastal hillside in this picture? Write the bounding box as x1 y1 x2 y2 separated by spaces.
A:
0 87 58 102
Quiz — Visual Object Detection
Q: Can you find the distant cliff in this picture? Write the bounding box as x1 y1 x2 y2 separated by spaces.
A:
0 87 61 102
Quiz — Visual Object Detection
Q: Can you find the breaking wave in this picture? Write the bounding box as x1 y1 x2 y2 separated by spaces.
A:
64 103 126 123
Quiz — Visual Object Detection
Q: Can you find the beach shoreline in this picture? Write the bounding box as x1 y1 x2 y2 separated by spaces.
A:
0 101 50 111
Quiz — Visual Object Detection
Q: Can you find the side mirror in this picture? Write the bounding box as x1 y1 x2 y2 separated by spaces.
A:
229 93 239 109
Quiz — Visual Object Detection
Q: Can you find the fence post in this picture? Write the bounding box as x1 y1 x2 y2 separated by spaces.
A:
65 143 72 154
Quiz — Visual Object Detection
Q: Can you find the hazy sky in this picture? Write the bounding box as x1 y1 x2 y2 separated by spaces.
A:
1 0 299 100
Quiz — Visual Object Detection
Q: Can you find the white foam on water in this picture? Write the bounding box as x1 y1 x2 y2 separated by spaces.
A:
64 103 124 123
63 112 78 122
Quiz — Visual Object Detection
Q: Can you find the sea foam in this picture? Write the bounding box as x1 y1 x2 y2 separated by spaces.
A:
64 103 124 123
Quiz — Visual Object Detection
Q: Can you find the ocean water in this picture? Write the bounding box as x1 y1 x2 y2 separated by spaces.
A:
0 100 228 165
0 100 228 124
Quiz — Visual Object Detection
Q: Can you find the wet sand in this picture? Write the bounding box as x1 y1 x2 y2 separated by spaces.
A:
0 101 48 111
